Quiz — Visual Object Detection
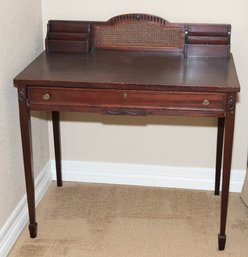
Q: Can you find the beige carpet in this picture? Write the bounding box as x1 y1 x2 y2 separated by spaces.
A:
9 182 248 257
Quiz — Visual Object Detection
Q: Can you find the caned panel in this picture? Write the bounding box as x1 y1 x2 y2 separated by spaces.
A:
94 20 184 51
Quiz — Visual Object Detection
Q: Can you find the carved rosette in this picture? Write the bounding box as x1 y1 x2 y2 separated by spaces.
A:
18 88 26 101
227 95 235 113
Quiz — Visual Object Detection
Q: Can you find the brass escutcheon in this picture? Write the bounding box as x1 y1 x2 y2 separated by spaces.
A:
123 92 128 99
42 93 50 100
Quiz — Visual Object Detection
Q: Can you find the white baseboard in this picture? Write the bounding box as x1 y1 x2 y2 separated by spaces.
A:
51 160 246 193
0 162 52 257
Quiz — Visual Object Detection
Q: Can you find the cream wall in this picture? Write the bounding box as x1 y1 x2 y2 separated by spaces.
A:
0 0 49 229
42 1 248 170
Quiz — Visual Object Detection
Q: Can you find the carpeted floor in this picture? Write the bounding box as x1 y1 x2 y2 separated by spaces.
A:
9 182 248 257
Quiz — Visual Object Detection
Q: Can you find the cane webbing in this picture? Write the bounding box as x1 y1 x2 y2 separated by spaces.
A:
94 20 184 50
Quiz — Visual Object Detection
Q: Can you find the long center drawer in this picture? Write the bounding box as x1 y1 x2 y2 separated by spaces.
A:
27 86 226 113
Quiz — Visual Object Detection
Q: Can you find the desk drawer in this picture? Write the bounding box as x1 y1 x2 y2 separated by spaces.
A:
28 87 225 113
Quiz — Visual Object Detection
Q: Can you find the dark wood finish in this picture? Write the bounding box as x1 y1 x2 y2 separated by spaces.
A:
45 14 231 57
52 111 62 187
215 117 225 195
14 14 240 250
184 23 230 58
18 86 37 238
27 87 226 116
14 51 239 93
46 20 91 53
218 94 236 250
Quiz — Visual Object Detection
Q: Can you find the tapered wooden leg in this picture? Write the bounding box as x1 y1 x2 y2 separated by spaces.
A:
215 117 225 195
218 94 236 250
52 111 62 187
18 87 37 238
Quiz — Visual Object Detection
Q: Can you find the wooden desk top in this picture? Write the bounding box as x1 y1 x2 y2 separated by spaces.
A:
14 50 239 93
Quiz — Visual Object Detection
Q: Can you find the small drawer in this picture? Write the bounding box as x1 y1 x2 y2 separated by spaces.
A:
27 86 226 113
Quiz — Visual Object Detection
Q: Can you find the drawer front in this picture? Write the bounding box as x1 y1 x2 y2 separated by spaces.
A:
27 87 225 113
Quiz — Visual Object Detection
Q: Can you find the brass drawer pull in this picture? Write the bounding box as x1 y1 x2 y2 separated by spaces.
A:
202 99 210 106
42 93 50 100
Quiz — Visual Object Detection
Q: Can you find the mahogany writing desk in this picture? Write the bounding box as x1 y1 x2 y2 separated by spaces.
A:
14 14 240 250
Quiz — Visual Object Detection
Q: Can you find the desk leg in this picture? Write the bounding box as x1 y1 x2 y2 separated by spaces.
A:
218 95 236 250
18 87 37 238
52 111 62 187
215 117 225 195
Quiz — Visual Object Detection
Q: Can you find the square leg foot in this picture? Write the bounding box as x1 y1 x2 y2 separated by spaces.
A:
214 190 220 196
218 233 226 250
29 222 38 238
57 181 63 187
